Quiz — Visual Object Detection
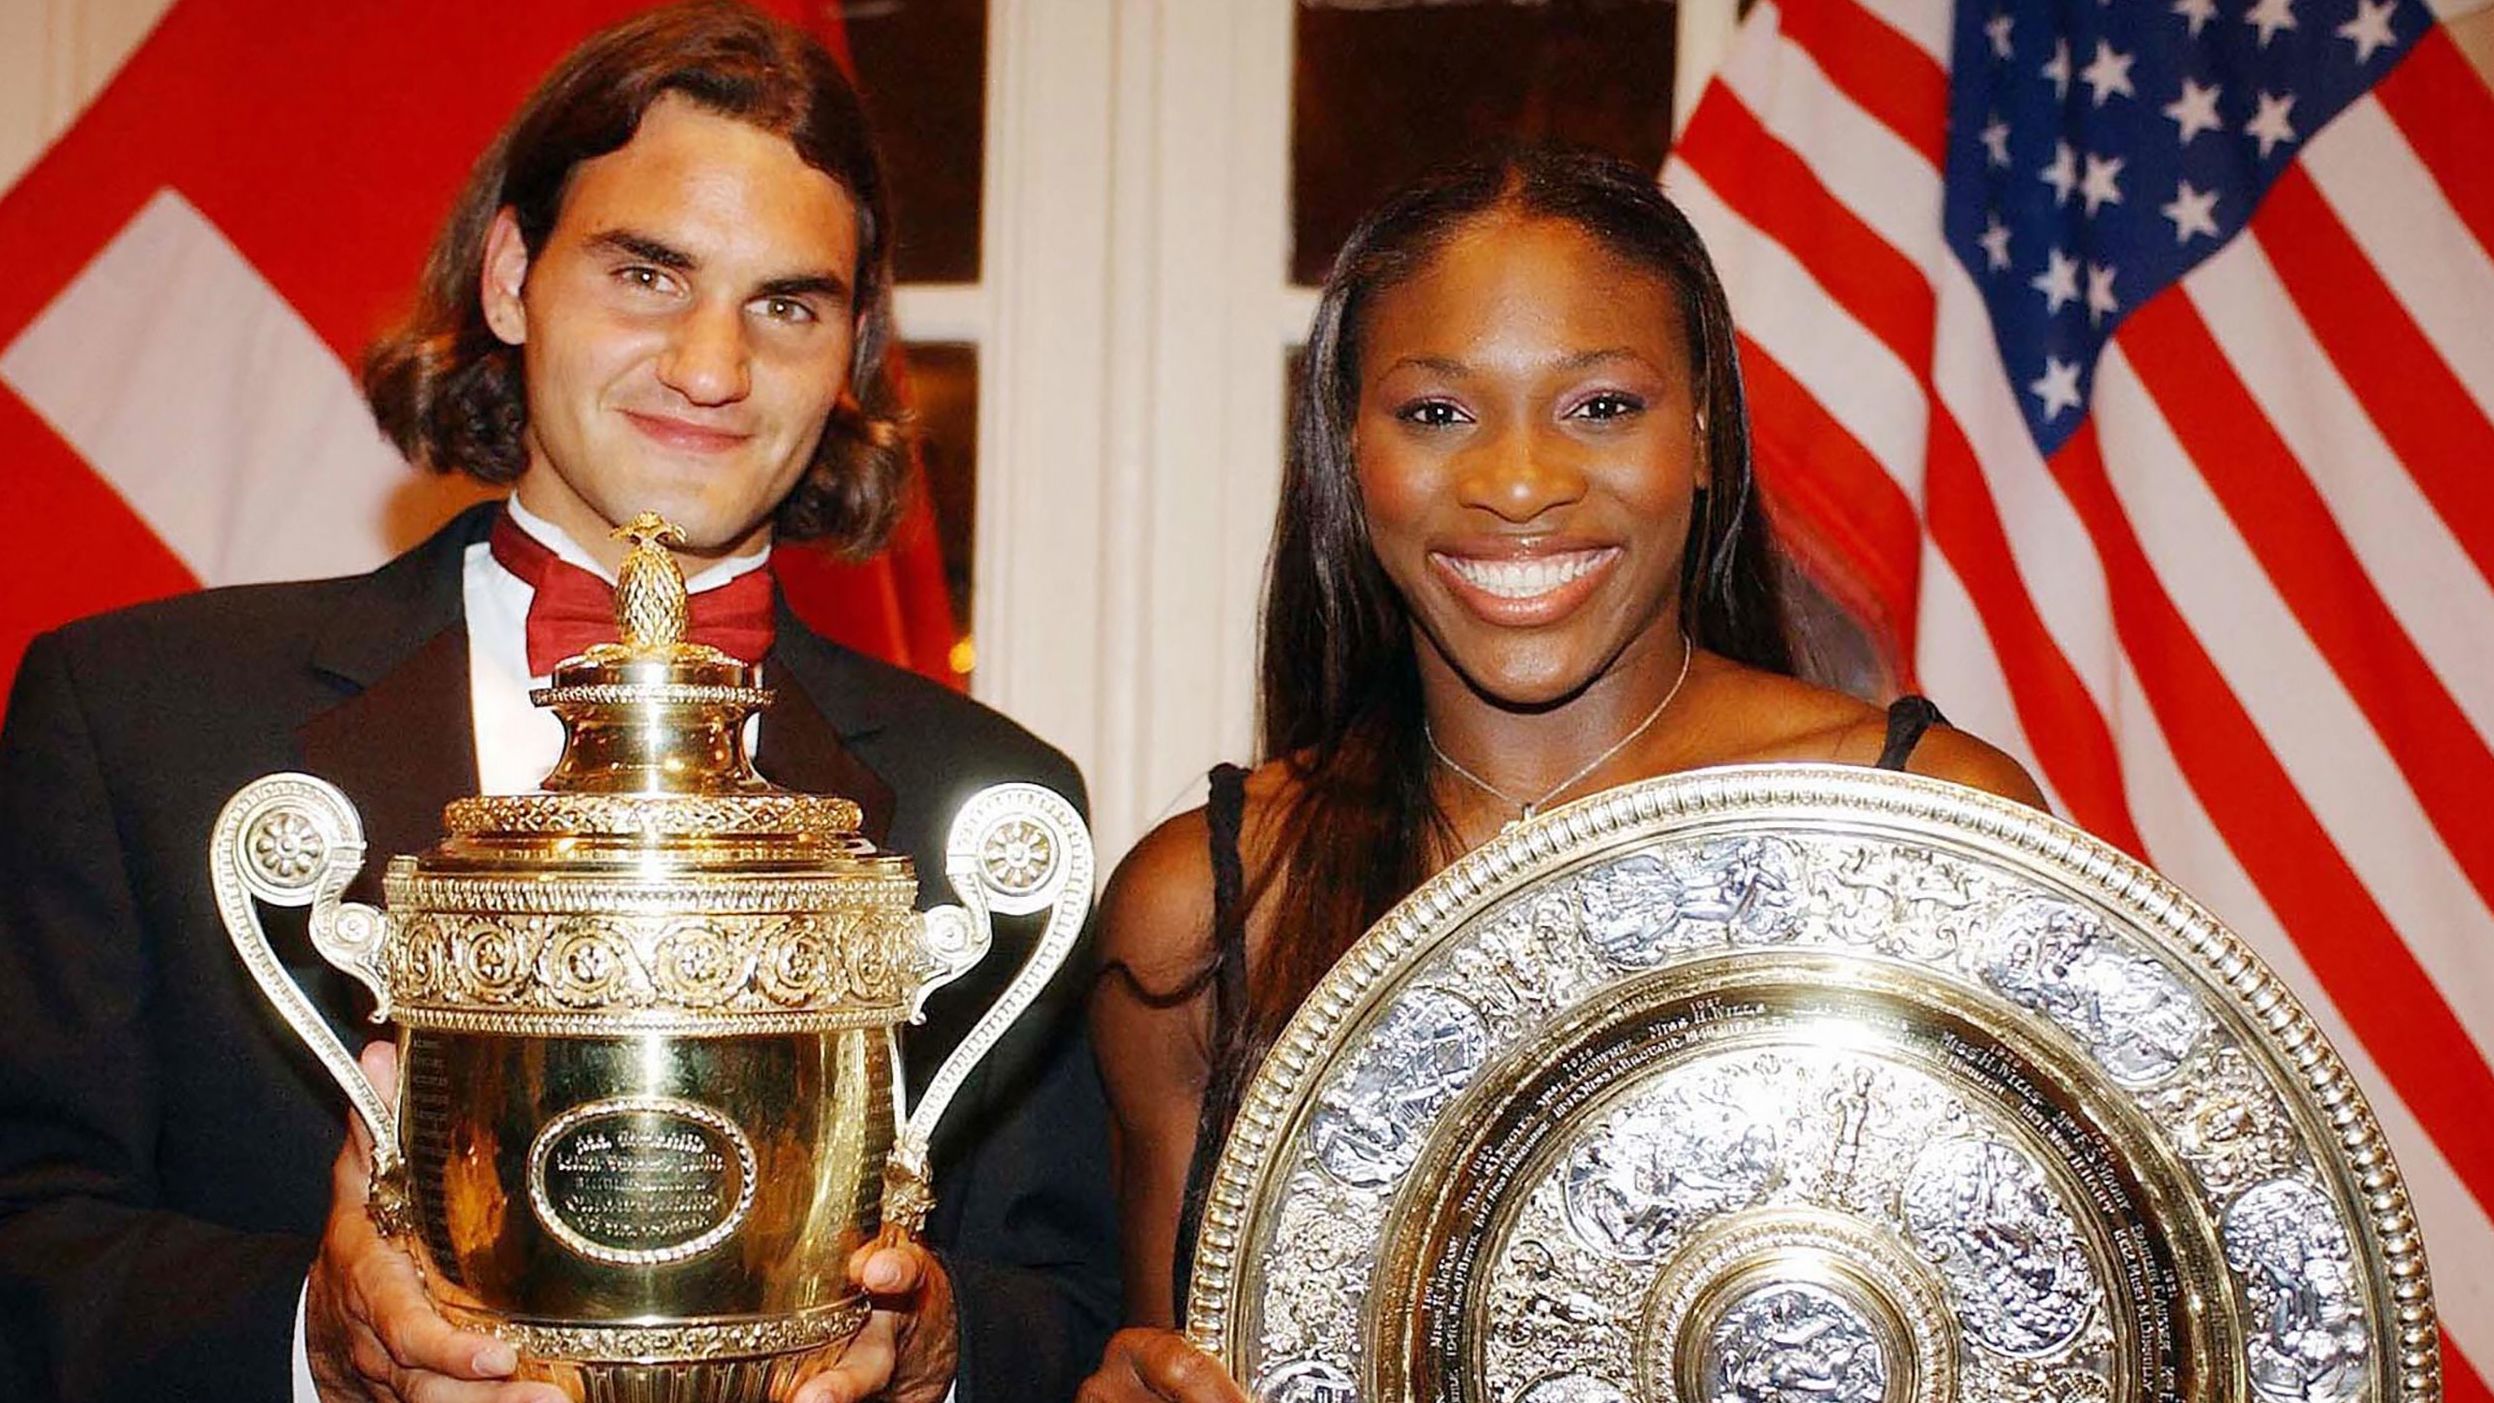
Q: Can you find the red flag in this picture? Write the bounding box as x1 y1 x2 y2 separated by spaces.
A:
0 0 959 694
1672 0 2494 1384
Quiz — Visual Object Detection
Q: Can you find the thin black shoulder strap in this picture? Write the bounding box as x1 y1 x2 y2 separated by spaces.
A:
1877 695 1950 770
1205 762 1251 1034
1174 762 1252 1321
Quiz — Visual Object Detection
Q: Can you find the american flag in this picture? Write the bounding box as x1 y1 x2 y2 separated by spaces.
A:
1668 0 2494 1387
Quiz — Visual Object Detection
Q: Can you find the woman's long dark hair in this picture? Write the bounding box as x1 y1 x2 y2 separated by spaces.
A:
1234 146 1793 1068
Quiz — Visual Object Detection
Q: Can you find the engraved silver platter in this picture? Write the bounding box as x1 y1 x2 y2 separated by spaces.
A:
1184 765 2438 1403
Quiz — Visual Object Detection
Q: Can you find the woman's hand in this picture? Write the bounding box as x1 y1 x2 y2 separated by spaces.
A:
1077 1328 1250 1403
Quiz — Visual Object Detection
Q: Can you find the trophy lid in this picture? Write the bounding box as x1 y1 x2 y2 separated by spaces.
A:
424 512 882 873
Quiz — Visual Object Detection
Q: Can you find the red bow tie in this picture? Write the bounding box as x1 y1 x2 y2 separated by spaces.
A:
489 511 776 675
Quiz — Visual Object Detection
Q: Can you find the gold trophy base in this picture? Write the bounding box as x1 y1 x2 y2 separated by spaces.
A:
521 1357 815 1403
457 1299 870 1403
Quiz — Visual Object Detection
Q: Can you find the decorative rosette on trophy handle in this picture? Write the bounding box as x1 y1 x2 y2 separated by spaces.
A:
209 513 1095 1403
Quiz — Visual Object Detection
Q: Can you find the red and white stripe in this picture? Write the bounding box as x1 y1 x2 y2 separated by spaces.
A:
1671 1 2494 1389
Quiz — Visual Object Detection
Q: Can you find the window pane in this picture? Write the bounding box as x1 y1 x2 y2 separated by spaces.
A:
1292 0 1679 285
847 0 986 283
904 342 979 679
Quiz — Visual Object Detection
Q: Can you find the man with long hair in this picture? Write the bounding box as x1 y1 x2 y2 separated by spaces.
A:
0 6 1115 1400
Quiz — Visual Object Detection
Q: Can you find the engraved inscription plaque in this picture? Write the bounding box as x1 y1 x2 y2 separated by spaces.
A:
528 1096 759 1267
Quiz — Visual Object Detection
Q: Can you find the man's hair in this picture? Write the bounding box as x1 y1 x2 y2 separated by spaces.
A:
361 0 907 554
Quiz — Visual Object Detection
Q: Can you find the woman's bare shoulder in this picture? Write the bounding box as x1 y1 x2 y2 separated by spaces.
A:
1894 724 2050 809
1097 806 1221 992
1696 664 2048 809
1095 759 1307 988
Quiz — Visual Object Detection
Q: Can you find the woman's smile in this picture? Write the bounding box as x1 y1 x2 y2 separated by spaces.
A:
1429 544 1621 623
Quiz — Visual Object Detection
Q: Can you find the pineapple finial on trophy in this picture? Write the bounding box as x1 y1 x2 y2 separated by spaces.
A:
611 511 690 654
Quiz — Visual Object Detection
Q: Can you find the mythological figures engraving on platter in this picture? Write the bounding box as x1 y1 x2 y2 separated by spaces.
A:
1311 988 1491 1189
1699 1282 1888 1403
2222 1178 2370 1403
1968 896 2209 1088
1899 1137 2096 1357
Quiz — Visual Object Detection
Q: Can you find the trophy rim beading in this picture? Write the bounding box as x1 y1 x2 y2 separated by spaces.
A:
442 791 867 841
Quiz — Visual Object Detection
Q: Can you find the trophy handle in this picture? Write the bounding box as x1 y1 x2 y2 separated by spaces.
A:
209 773 402 1181
882 782 1094 1234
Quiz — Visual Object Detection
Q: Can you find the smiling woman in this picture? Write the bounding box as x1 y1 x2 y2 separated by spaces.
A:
1075 146 2048 1403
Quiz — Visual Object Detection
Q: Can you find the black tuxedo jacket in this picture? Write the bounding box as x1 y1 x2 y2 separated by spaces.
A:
0 505 1117 1402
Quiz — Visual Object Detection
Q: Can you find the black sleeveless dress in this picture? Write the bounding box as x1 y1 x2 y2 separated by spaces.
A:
1166 696 1952 1315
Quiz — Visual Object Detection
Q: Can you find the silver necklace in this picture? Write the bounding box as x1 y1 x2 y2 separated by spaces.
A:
1425 632 1694 826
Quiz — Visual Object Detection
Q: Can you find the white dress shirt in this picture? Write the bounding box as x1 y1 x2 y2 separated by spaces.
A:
292 500 768 1397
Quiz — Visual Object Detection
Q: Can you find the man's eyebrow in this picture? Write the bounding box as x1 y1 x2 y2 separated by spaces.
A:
756 271 851 304
585 229 696 271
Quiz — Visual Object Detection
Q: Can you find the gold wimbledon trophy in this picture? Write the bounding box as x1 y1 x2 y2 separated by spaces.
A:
211 514 1092 1401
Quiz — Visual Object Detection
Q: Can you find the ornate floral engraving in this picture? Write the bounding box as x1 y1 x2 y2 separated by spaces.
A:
648 921 750 1008
443 790 859 840
1255 1171 1385 1377
541 920 639 1008
455 1297 866 1362
1900 1137 2095 1356
385 868 915 917
247 809 326 884
1969 897 2209 1087
453 918 533 1000
2223 1177 2370 1403
1450 892 1607 1023
1311 988 1490 1188
756 918 839 1006
2146 1047 2303 1197
1699 1282 1887 1403
376 908 935 1024
1821 843 1982 961
527 680 772 710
